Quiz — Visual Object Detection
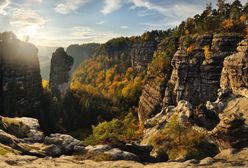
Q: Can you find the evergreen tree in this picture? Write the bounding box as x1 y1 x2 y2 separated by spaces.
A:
230 0 243 20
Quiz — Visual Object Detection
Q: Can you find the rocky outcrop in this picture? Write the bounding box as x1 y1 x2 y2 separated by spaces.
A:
1 148 248 168
163 34 242 108
137 37 177 124
49 48 73 98
0 116 44 142
129 40 158 71
210 112 248 150
220 39 248 98
0 32 42 117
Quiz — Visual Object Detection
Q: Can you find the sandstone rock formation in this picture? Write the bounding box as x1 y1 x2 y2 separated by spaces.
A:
49 48 73 98
210 112 248 150
0 116 44 142
0 32 43 117
163 34 242 108
129 40 158 71
221 39 248 98
137 37 177 123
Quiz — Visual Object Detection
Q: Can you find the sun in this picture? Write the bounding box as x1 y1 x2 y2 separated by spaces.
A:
26 26 37 36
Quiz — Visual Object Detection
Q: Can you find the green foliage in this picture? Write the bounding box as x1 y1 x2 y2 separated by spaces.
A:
149 116 205 160
83 112 141 146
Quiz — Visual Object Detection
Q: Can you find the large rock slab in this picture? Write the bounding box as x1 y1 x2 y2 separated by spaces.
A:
0 116 44 142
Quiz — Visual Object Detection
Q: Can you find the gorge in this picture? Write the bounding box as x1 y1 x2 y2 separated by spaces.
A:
0 0 248 167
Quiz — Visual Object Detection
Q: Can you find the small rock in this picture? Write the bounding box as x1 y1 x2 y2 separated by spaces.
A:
199 157 215 165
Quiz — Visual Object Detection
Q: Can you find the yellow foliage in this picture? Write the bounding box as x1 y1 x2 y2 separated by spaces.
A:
222 19 234 30
42 80 49 89
185 29 190 35
203 45 212 60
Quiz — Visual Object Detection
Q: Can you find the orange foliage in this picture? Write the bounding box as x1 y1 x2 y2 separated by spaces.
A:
240 15 246 23
187 44 194 54
245 26 248 39
222 19 234 30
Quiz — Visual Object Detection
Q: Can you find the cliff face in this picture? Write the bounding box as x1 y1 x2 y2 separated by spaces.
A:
137 37 177 123
220 39 248 98
66 43 100 72
129 39 158 71
138 34 242 123
163 34 242 107
49 48 73 98
0 32 42 117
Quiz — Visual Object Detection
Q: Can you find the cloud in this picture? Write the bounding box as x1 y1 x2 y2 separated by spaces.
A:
101 0 122 15
0 0 10 15
97 21 105 25
9 8 46 36
120 25 129 29
69 26 120 43
54 0 90 14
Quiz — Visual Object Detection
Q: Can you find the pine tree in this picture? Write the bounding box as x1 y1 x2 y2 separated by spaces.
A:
217 0 226 13
230 0 243 20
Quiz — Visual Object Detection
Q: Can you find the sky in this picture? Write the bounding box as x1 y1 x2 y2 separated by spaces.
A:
0 0 247 47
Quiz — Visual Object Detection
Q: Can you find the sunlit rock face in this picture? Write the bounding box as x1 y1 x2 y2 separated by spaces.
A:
221 39 248 98
0 32 43 117
49 48 73 98
163 34 242 107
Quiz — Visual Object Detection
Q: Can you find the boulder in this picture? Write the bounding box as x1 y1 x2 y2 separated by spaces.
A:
44 134 85 156
85 144 140 161
0 116 44 142
210 112 248 150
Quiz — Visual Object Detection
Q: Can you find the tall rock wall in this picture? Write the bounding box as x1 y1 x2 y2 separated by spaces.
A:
138 34 242 123
137 37 177 123
0 32 42 117
49 48 73 98
220 39 248 98
163 34 242 107
129 40 158 71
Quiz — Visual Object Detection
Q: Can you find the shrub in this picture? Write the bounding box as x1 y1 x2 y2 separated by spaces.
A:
83 112 141 146
149 116 206 160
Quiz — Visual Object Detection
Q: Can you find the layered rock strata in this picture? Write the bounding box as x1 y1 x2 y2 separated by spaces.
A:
162 34 242 108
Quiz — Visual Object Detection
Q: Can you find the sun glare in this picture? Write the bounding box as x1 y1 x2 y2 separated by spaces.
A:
26 26 37 36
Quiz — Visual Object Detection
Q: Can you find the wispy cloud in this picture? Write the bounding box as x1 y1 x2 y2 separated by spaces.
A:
0 0 10 15
101 0 122 15
9 8 46 37
97 21 105 25
54 0 90 14
69 26 121 43
120 25 129 29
